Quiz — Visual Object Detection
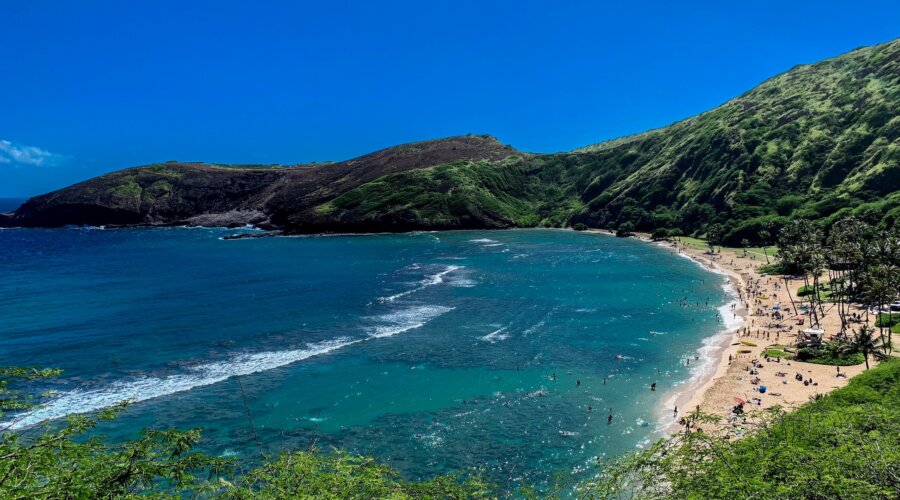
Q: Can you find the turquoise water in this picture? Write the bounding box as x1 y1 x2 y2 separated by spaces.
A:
0 227 729 487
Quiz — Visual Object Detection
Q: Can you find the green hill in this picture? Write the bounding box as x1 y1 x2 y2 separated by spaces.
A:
3 39 899 240
308 38 900 241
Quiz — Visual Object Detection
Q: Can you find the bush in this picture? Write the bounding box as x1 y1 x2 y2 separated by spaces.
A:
0 367 495 498
796 346 865 366
572 222 588 231
615 222 635 237
875 313 899 328
585 358 900 498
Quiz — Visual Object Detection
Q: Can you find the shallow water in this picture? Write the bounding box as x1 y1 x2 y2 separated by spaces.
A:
0 227 728 487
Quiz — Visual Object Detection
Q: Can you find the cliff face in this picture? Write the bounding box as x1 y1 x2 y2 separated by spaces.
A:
4 39 900 239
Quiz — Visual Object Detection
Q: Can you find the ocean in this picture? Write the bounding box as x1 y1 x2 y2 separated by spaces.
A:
0 226 731 488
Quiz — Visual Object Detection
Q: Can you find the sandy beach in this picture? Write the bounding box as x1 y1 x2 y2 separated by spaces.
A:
588 229 871 437
655 237 869 436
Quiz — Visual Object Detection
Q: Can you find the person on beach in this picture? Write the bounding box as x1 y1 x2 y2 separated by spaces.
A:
673 406 678 417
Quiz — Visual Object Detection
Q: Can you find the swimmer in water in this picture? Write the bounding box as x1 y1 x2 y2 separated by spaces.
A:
607 414 613 424
651 383 657 391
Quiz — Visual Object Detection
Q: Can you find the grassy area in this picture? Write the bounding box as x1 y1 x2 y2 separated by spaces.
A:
763 345 792 358
797 282 836 301
587 358 900 498
675 236 777 260
875 313 900 333
801 350 866 366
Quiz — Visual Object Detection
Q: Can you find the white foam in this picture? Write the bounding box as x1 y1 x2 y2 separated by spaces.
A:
378 265 462 302
657 274 746 434
4 337 359 430
480 327 510 343
8 302 456 429
366 305 453 338
468 238 497 243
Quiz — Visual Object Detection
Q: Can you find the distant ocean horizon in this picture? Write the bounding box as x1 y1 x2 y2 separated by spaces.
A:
0 227 731 488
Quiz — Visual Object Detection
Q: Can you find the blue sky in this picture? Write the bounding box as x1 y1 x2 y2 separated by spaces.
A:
2 1 899 197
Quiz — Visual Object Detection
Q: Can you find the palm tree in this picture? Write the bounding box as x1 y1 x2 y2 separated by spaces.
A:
826 217 868 334
778 220 825 325
706 223 725 253
861 265 897 354
758 226 772 264
851 326 888 370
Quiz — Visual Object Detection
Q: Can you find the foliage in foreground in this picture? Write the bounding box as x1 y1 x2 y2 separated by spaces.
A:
585 358 900 499
0 368 490 499
3 362 899 498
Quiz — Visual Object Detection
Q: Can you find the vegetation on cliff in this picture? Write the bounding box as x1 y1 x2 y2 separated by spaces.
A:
3 39 899 238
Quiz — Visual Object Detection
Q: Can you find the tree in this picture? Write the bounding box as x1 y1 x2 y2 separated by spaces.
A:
860 265 898 355
706 223 725 252
616 222 635 237
758 224 773 264
850 326 888 370
778 220 825 325
0 367 494 498
826 217 871 334
0 367 232 497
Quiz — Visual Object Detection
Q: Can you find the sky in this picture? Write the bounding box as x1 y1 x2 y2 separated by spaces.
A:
2 1 899 197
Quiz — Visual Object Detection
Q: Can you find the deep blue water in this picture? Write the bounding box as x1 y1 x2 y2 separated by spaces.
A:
0 227 729 488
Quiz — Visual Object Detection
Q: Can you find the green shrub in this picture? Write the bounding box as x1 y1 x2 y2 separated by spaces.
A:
585 358 900 498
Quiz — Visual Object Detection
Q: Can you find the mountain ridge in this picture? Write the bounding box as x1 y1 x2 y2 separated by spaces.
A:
3 38 899 241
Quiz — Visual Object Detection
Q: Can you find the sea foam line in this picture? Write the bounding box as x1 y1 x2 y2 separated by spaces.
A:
367 305 454 338
7 303 455 430
378 265 462 303
3 337 359 431
480 327 509 343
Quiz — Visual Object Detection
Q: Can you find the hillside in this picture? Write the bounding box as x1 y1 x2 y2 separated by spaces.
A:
0 135 519 229
3 39 899 238
571 37 900 242
586 357 900 498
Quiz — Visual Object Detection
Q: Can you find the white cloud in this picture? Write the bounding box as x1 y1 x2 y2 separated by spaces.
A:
0 139 65 167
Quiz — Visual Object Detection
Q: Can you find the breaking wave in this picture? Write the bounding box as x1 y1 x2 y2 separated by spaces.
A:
366 305 454 338
378 265 462 302
4 337 359 430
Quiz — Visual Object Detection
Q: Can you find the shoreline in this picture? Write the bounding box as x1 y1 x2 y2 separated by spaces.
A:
7 225 868 439
597 231 870 437
585 230 749 435
654 241 748 434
